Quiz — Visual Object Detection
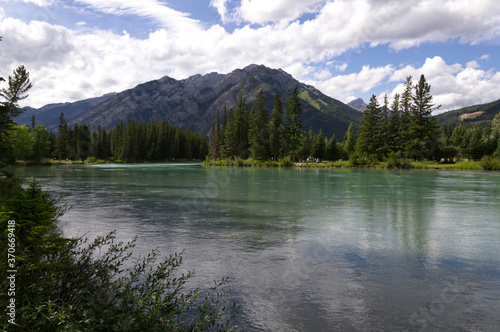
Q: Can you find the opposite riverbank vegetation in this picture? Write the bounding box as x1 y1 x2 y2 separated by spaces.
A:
202 155 500 171
207 76 500 171
2 69 500 172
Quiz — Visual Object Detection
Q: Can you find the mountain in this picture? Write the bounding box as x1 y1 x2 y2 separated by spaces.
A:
70 64 362 139
435 98 500 126
347 98 367 112
17 93 115 131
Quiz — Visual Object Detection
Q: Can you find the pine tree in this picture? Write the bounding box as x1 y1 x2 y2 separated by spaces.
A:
209 109 221 159
408 74 439 159
218 105 226 148
312 130 326 161
465 125 484 160
0 65 32 165
77 124 91 161
284 87 302 161
31 114 36 129
399 76 414 158
325 135 341 161
234 87 249 158
269 94 283 161
0 65 32 113
376 94 390 158
222 108 237 158
356 95 380 157
67 124 79 160
248 90 270 160
111 121 125 160
298 127 314 161
154 121 167 160
388 93 401 154
342 123 356 158
101 128 110 159
145 122 158 161
56 112 68 161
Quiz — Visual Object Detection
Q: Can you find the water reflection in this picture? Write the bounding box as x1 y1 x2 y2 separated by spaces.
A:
8 165 500 331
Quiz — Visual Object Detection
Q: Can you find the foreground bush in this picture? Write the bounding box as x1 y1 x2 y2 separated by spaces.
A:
385 153 412 169
0 180 240 331
480 156 500 170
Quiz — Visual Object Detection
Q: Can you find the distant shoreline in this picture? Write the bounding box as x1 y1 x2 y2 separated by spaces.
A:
202 158 500 171
9 158 499 171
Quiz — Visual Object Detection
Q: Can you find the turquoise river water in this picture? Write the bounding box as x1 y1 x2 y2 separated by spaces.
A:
9 164 500 331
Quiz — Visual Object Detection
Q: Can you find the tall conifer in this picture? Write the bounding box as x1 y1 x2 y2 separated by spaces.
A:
269 94 283 161
248 89 270 160
284 87 302 161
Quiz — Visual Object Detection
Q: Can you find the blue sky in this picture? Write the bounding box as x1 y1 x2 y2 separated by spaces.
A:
1 0 499 113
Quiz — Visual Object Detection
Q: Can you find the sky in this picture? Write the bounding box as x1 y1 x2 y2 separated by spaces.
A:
0 0 499 114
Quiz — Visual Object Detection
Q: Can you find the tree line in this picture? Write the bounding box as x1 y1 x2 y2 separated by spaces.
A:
354 74 500 161
3 71 500 166
57 114 208 162
354 75 440 160
8 113 209 163
209 76 500 164
209 86 317 162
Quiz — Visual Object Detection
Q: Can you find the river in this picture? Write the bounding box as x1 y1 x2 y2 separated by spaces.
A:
9 164 500 331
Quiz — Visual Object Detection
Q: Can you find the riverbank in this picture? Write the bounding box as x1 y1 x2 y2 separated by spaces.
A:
294 160 484 170
13 157 500 171
203 157 500 170
11 158 204 166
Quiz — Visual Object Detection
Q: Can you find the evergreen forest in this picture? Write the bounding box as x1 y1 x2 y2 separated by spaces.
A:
6 114 208 164
208 76 500 168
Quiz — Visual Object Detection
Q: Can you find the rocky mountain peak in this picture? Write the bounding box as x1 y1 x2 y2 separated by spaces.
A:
62 65 362 139
347 98 367 112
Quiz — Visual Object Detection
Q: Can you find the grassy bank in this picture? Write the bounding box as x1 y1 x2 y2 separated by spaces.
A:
203 157 294 167
295 160 485 170
17 156 500 171
13 157 207 166
204 157 500 171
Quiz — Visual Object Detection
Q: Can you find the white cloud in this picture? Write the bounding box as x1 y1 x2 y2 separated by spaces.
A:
466 60 480 69
335 62 348 72
74 0 201 32
298 56 500 113
480 54 490 61
210 0 231 23
14 0 53 5
387 56 500 113
304 64 395 104
1 0 500 112
238 0 324 25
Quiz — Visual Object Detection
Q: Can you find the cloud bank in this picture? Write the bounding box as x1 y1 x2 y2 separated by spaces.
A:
0 0 499 112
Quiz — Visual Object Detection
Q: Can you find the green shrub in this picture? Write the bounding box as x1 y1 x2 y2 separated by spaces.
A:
278 156 294 167
234 157 245 166
386 152 412 169
348 153 377 167
480 155 500 170
86 156 98 164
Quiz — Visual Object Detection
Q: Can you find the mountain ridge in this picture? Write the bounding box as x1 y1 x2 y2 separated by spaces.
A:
17 93 116 131
20 65 500 138
435 98 500 125
69 64 363 139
